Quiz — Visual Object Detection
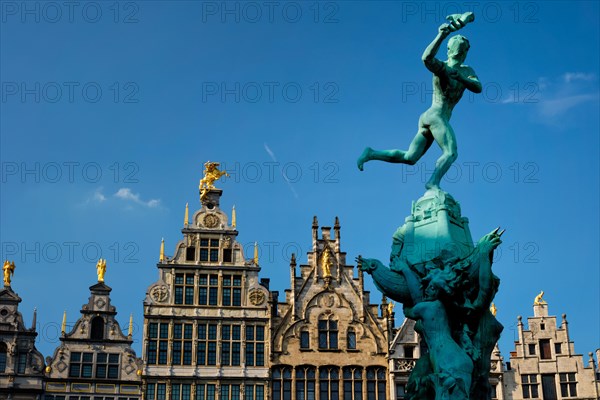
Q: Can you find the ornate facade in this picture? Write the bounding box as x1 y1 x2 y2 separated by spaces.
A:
271 217 390 400
44 277 143 399
142 189 273 400
502 301 600 400
0 280 45 400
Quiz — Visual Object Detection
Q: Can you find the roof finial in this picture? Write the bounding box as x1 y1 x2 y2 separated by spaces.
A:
61 310 67 335
159 238 165 262
490 303 497 316
231 205 237 228
184 202 189 226
3 260 15 287
534 290 547 305
253 242 259 265
128 314 133 337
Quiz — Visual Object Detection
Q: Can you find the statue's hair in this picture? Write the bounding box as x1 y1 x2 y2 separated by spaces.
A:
448 35 470 57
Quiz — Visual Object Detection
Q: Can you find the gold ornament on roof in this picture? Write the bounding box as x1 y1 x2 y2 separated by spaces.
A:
199 161 229 201
96 259 107 282
3 260 15 287
321 249 333 278
534 290 547 305
490 303 497 316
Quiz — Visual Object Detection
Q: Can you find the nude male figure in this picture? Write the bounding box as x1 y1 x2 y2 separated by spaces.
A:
357 13 482 190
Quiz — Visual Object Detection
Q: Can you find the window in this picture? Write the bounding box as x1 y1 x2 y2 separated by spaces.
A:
16 352 27 374
396 384 406 400
320 367 340 400
91 316 104 340
171 384 191 400
221 324 241 366
554 343 562 354
296 366 316 400
147 322 169 365
539 339 551 360
343 367 362 400
186 246 196 262
300 330 310 349
223 249 233 263
95 353 119 378
560 373 577 397
245 385 265 400
69 352 93 378
366 367 386 400
319 319 338 349
528 344 536 356
0 342 7 372
44 397 66 400
199 238 219 262
272 366 292 400
521 374 539 398
222 275 242 306
491 384 498 399
220 385 240 400
198 274 219 306
197 323 218 366
347 329 356 350
173 324 193 365
174 273 195 305
404 345 414 358
195 384 216 400
146 384 155 400
246 325 265 366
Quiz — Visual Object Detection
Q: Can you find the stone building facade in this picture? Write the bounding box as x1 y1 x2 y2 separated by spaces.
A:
141 189 273 400
270 216 390 400
44 277 143 399
502 301 600 400
0 280 45 400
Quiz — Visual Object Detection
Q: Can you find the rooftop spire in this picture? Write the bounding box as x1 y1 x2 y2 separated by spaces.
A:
184 202 189 226
128 313 133 337
159 238 165 262
254 242 259 265
61 310 67 335
231 205 237 228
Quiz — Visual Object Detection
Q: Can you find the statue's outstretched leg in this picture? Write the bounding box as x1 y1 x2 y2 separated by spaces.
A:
357 129 433 171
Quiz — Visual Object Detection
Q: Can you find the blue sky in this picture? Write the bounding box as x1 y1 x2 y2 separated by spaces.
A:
1 1 598 361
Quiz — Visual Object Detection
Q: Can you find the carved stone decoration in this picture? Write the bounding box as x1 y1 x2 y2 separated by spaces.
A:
249 289 265 306
56 360 68 373
223 236 232 248
150 285 169 303
396 359 416 372
95 298 106 308
203 213 220 228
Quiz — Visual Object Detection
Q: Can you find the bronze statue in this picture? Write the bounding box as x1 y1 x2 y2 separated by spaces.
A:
357 12 480 190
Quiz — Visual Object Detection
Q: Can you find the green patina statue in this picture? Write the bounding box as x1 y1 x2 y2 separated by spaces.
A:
356 13 504 400
357 12 481 190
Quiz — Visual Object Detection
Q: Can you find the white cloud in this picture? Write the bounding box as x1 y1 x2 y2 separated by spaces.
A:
563 72 596 83
114 188 161 208
538 93 599 117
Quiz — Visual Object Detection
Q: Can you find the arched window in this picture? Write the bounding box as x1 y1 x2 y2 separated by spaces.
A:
366 367 386 400
90 316 105 340
296 365 316 400
343 367 363 400
318 316 338 350
300 329 310 349
320 366 340 400
272 365 292 400
0 342 7 373
347 328 356 350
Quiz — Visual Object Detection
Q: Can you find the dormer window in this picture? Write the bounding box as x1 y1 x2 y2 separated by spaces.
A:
200 239 219 262
90 316 104 340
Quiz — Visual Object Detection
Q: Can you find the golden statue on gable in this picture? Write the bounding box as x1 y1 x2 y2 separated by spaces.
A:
96 258 107 282
3 260 15 287
199 161 229 201
321 249 333 278
533 290 547 305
